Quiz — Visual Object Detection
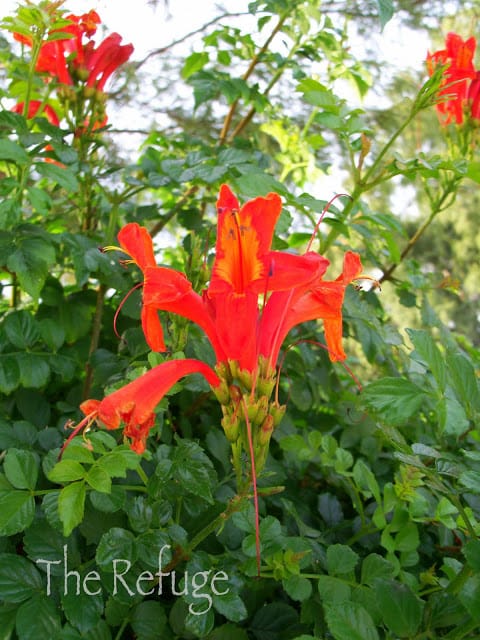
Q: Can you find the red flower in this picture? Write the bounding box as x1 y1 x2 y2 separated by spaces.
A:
468 71 480 119
81 185 362 453
15 10 133 92
11 100 59 126
81 360 220 454
427 32 477 125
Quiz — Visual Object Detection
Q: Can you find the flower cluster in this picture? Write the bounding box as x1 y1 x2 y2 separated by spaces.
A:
78 185 362 479
14 9 133 128
427 32 479 125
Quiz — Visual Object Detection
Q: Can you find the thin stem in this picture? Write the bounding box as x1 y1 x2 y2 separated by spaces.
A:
219 11 290 144
82 283 106 400
149 185 199 239
379 177 460 283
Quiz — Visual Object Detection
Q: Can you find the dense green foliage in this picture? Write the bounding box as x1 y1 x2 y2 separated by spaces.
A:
0 1 479 638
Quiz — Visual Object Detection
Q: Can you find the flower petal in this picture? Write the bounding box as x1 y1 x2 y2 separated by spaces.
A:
143 266 226 361
210 185 282 294
80 359 220 453
118 223 156 270
260 251 362 365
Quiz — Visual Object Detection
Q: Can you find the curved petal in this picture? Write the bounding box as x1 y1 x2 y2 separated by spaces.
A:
80 359 221 453
141 304 166 352
259 251 362 366
210 185 282 294
118 223 157 270
255 251 330 293
209 290 259 371
143 266 226 362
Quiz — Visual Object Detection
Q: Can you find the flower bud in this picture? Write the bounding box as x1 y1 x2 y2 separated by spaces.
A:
271 403 286 426
221 413 240 442
257 415 274 446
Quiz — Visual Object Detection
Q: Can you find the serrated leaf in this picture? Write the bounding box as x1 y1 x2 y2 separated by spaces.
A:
36 161 79 191
3 448 38 490
361 554 395 586
15 593 62 640
407 328 446 390
0 356 21 393
6 237 56 300
182 51 209 79
0 491 35 535
85 465 112 493
130 601 167 640
3 310 40 349
327 544 359 575
0 138 30 164
48 459 86 483
283 575 312 602
362 378 425 425
324 602 379 640
58 481 86 536
18 353 50 388
61 590 104 634
96 528 137 569
373 579 424 636
376 0 394 29
0 553 43 602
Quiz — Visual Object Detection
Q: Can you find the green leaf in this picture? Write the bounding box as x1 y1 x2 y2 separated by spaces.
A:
458 575 480 622
130 601 167 640
0 491 35 535
3 310 40 349
58 481 86 536
361 554 395 586
447 353 480 415
96 528 137 569
6 237 56 301
251 603 299 640
0 356 21 394
283 575 312 602
407 329 446 390
318 575 351 604
324 602 379 640
213 591 248 622
373 579 424 637
0 139 30 164
376 0 394 28
61 590 104 634
17 353 50 388
172 440 215 504
362 378 425 425
15 593 62 640
48 459 86 483
36 161 79 191
85 465 112 493
327 544 359 575
182 51 209 79
464 540 480 572
3 448 38 490
0 554 43 602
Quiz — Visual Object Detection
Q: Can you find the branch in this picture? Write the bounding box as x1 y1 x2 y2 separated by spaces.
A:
133 12 248 72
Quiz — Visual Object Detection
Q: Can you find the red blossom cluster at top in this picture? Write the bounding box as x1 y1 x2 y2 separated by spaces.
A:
15 9 133 92
79 185 363 454
427 32 480 125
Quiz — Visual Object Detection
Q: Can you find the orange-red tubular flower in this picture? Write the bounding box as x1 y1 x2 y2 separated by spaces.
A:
427 32 477 125
81 360 220 454
11 100 60 126
82 185 361 454
259 251 363 366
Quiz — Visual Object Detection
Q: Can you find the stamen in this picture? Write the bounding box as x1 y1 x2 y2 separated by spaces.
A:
306 193 352 253
240 395 261 577
113 282 143 341
58 411 98 460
